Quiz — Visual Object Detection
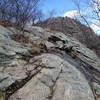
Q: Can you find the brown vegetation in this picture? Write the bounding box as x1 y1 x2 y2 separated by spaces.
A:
0 20 14 27
10 34 32 44
10 34 45 53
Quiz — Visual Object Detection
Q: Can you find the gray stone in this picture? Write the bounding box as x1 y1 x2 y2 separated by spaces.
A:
92 82 100 95
0 72 14 91
0 25 99 100
9 54 95 100
48 32 100 72
0 26 31 66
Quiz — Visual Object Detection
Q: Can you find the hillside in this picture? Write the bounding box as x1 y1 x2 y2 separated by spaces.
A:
0 24 100 100
36 17 100 58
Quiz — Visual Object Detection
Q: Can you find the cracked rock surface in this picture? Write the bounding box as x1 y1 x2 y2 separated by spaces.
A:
9 54 95 100
0 25 100 100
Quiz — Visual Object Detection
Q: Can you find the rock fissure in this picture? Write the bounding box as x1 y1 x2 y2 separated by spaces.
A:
47 63 63 100
46 45 100 99
49 42 100 82
48 46 100 84
0 25 99 100
4 60 45 99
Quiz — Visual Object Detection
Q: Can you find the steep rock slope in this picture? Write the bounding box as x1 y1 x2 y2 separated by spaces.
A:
36 17 100 58
0 25 100 100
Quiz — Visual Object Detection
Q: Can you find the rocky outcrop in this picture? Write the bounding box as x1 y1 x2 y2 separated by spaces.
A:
9 54 95 100
0 25 100 100
36 17 100 58
0 25 32 66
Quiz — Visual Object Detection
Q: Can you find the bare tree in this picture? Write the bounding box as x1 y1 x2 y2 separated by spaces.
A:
47 9 57 18
41 9 57 28
73 0 100 29
73 0 100 48
32 8 44 25
0 0 42 30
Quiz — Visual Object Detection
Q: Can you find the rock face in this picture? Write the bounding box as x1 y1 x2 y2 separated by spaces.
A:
0 25 31 66
36 17 100 58
0 25 100 100
9 54 95 100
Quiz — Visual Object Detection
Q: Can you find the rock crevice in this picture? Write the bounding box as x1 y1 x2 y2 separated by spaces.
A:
0 25 99 100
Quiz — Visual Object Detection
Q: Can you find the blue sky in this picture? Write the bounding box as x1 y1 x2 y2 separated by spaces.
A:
41 0 76 16
40 0 100 35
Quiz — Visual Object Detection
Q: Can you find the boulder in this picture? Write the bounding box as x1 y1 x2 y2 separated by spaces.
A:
9 54 95 100
0 25 99 100
47 32 100 72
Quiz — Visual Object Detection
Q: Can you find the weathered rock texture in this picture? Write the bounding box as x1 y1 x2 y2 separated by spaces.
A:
0 25 100 100
9 54 95 100
36 17 100 58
